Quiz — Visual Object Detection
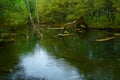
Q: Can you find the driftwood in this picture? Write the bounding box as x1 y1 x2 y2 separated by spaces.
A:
0 33 16 44
114 33 120 36
55 33 73 38
0 38 15 43
78 30 85 33
32 24 43 39
0 33 16 39
47 27 64 30
95 37 115 42
62 16 88 33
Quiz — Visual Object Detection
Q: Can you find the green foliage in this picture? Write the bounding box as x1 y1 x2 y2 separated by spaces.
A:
1 0 120 29
38 0 120 28
38 0 82 23
0 0 28 28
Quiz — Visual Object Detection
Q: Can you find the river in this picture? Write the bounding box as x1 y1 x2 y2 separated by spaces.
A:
0 29 120 80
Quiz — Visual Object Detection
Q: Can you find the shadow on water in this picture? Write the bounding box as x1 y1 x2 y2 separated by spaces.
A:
0 29 120 80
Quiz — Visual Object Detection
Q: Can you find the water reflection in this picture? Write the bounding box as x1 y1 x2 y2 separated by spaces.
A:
13 44 84 80
1 30 120 80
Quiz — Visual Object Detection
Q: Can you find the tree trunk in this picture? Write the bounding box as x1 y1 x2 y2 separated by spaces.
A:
35 0 40 26
26 0 34 24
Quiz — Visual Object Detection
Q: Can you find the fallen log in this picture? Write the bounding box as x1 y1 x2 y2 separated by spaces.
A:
0 33 16 39
47 27 64 30
114 33 120 36
95 37 115 42
55 33 73 38
0 38 15 43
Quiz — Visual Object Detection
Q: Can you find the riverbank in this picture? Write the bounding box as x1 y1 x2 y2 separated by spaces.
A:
0 23 120 44
42 23 120 32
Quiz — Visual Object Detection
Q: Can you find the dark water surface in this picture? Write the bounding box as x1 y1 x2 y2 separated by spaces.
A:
0 29 120 80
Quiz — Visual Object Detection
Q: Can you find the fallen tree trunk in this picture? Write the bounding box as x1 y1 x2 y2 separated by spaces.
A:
95 37 115 42
54 33 73 38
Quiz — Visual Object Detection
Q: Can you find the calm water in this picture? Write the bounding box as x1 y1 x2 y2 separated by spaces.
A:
0 29 120 80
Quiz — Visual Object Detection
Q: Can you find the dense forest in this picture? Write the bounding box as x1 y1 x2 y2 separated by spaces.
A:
1 0 120 42
0 0 120 29
39 0 120 27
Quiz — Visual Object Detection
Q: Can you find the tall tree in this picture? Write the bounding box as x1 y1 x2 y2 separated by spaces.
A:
26 0 34 25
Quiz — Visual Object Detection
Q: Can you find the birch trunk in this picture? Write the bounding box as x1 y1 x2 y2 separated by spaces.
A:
35 0 42 38
26 0 34 24
35 0 40 26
